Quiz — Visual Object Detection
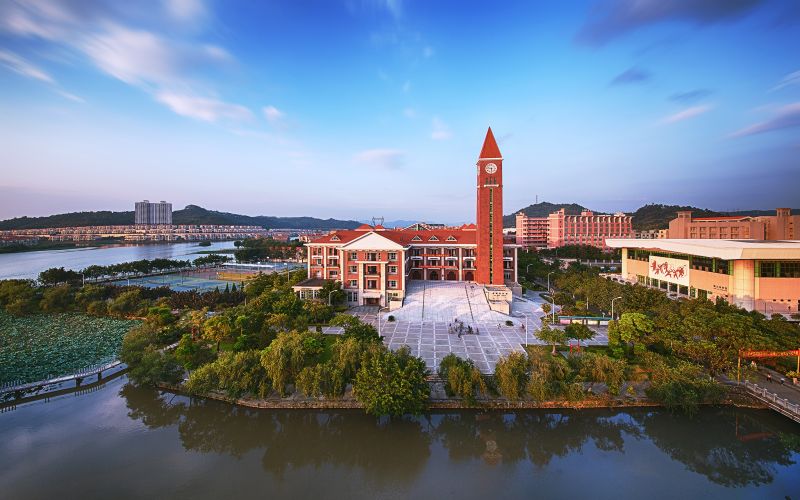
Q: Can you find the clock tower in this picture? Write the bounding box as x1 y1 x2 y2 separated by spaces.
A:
475 127 504 285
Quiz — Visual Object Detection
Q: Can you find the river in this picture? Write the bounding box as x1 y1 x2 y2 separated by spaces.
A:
0 241 236 280
0 376 798 499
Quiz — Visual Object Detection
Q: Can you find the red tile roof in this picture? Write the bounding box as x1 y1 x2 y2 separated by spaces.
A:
309 229 477 246
479 127 501 159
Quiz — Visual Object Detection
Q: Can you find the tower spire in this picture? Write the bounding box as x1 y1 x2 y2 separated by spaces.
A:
478 127 502 159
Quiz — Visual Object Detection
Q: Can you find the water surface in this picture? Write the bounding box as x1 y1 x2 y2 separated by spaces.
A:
0 241 236 280
0 376 798 499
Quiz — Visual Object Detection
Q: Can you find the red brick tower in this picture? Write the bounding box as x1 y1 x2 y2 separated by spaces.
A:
475 127 504 285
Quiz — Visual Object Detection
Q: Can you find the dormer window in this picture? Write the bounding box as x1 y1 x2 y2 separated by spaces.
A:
331 235 340 241
411 235 422 242
446 236 457 242
428 236 439 242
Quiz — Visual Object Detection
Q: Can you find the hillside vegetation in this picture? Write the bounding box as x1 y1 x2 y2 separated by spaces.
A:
0 205 361 230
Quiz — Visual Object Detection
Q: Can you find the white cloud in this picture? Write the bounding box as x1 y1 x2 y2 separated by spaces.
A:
353 148 405 170
0 49 54 83
431 116 452 140
660 105 712 124
771 70 800 92
82 25 229 87
156 92 252 122
732 103 800 137
263 105 285 123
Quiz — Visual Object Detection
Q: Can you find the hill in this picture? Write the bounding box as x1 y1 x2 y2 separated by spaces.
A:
0 205 361 231
503 202 589 227
628 204 720 231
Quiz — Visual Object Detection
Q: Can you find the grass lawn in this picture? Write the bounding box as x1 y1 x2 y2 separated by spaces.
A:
0 311 140 385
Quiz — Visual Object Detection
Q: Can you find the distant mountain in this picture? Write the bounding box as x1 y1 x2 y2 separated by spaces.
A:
628 204 720 231
503 202 589 227
0 205 361 231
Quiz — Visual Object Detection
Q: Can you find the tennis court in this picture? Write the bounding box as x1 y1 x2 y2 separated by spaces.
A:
108 263 305 292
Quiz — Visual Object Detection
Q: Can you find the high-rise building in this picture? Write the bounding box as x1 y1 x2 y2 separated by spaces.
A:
514 209 634 249
135 200 173 225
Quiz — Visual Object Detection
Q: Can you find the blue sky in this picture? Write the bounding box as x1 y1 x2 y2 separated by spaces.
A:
0 0 798 222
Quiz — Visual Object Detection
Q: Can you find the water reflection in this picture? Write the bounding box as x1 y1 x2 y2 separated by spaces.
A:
120 384 800 488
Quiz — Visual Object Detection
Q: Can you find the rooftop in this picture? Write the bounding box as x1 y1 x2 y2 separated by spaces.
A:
606 238 800 260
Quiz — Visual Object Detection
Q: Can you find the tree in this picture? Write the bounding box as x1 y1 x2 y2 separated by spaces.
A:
259 331 308 396
535 323 566 355
145 305 175 328
38 267 81 286
203 314 234 352
127 347 183 386
494 352 530 401
564 323 595 345
331 314 382 343
354 346 430 417
438 353 487 405
574 352 627 396
0 279 38 315
174 334 215 371
613 313 654 357
109 289 144 317
296 363 345 399
39 285 74 313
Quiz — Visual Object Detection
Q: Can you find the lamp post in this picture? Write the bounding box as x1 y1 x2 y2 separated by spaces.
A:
611 296 622 320
547 271 554 294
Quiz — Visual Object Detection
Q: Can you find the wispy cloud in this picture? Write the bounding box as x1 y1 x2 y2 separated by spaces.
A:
731 103 800 137
770 70 800 92
431 116 452 140
165 0 207 23
577 0 765 46
423 46 435 58
610 66 651 86
403 107 417 118
156 92 252 123
263 105 285 123
0 49 83 101
669 89 713 104
0 0 248 122
0 49 53 83
661 105 713 124
354 148 405 170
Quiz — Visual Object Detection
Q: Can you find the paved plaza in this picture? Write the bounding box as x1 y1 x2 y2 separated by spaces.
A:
320 281 608 373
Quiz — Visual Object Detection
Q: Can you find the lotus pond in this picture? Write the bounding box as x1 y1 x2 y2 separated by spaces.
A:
0 311 140 384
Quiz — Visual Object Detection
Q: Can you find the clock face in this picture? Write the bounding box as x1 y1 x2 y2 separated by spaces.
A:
484 163 497 174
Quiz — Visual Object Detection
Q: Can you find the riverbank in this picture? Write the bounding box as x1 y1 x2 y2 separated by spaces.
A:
157 380 764 412
0 241 102 254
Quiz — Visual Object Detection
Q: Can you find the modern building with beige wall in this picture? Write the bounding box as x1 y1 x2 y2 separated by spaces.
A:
607 239 800 315
668 208 798 240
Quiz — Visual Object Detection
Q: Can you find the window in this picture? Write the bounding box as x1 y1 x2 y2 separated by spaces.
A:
348 280 357 287
347 292 358 302
388 252 397 261
366 266 378 275
331 235 340 241
350 252 357 260
367 252 378 261
388 280 397 288
428 235 439 241
780 262 800 278
446 236 456 242
411 235 422 242
329 270 338 277
348 265 357 273
388 266 397 274
367 280 377 289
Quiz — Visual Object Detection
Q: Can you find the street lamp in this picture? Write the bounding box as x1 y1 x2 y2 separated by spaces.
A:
611 296 622 320
547 271 554 293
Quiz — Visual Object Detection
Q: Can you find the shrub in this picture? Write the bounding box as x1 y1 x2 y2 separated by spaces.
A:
174 334 214 371
573 352 627 396
505 320 514 327
388 315 395 322
40 285 74 313
259 331 308 396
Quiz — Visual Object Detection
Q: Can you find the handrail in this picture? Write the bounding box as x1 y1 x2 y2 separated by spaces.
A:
740 380 800 422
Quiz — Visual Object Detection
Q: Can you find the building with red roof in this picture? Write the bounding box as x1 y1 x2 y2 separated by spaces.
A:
297 128 520 307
